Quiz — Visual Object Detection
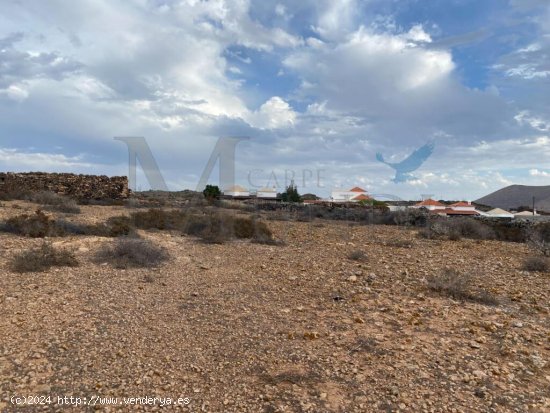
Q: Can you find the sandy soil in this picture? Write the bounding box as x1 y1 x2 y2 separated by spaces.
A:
0 201 549 412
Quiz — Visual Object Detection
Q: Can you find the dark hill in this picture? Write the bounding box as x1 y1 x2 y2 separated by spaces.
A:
475 185 550 211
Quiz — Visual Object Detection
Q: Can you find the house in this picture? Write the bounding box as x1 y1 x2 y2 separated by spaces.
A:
411 198 446 211
257 187 277 199
435 208 480 217
330 187 370 202
449 201 476 212
223 185 250 197
485 208 514 218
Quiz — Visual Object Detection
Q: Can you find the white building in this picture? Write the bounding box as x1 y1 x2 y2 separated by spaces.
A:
257 187 277 199
331 187 370 202
224 185 250 197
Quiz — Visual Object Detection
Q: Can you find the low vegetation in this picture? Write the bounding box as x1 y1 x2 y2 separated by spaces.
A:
1 210 67 237
94 238 169 269
427 269 498 305
523 256 550 272
11 242 78 273
130 208 275 244
347 250 368 262
385 238 413 248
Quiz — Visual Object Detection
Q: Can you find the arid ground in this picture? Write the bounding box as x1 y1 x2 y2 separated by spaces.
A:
1 201 549 412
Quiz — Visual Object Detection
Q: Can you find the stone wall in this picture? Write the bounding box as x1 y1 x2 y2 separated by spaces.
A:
0 172 130 200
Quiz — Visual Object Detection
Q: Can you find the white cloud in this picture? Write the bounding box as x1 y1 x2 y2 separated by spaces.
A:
530 168 550 177
247 97 296 129
0 84 29 102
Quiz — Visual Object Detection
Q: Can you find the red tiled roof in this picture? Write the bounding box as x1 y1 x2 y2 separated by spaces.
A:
450 201 472 207
351 193 371 201
431 208 479 215
415 198 445 207
349 186 367 193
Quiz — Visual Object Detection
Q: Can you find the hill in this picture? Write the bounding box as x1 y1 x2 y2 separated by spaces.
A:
475 184 550 211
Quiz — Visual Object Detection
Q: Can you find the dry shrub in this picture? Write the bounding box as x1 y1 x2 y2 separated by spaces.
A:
47 200 81 214
131 209 187 230
11 242 78 273
26 191 81 214
347 250 368 261
526 226 550 257
427 269 498 305
2 210 66 237
94 238 169 269
386 238 413 248
130 209 275 244
523 256 550 272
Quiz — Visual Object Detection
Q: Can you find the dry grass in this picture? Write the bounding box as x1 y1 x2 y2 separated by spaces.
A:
93 238 169 269
427 269 498 305
11 242 78 273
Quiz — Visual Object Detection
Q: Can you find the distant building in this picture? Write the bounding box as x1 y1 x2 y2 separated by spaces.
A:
514 210 539 217
485 208 514 218
223 185 249 197
412 198 446 211
448 201 476 212
257 187 277 199
331 187 371 202
412 199 482 216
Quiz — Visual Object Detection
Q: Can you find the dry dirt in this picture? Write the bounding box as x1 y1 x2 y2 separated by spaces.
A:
0 201 549 412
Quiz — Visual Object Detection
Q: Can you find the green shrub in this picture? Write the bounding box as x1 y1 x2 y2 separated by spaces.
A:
94 238 169 268
11 242 78 273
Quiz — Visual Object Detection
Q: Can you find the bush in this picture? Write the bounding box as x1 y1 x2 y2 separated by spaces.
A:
47 199 81 214
427 269 498 305
11 242 78 273
26 191 81 214
105 216 136 237
131 209 187 230
129 209 275 244
94 238 169 269
419 218 494 241
385 238 413 248
1 210 66 237
347 250 368 261
526 226 550 256
523 256 550 272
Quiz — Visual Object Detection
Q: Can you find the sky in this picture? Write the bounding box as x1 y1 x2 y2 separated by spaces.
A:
1 0 550 200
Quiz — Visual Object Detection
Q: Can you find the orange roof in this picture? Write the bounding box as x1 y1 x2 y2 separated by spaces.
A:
450 201 472 207
432 208 479 215
352 193 371 201
349 186 367 193
415 198 445 207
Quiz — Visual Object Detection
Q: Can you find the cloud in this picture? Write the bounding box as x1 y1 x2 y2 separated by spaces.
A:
284 24 509 146
246 96 296 129
0 0 549 200
530 168 550 177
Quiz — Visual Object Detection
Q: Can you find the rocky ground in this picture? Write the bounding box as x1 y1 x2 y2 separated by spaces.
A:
0 201 549 412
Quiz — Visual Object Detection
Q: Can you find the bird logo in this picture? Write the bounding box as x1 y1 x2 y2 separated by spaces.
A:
376 141 434 183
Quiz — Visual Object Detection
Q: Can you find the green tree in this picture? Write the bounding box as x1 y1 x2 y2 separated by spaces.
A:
281 181 301 203
203 185 221 201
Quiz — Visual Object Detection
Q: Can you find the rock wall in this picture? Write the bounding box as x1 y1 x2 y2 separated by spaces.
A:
0 172 129 199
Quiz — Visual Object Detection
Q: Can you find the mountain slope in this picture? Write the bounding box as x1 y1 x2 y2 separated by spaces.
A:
475 185 550 211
